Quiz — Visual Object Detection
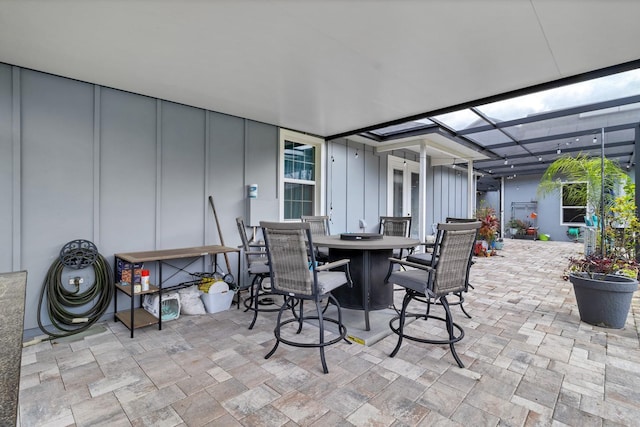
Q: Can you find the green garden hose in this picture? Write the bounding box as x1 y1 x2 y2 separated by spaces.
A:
36 241 114 340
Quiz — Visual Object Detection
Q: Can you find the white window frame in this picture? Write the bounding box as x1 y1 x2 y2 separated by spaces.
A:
278 129 325 221
560 181 588 226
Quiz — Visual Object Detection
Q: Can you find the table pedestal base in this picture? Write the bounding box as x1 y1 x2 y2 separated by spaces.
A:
329 248 393 331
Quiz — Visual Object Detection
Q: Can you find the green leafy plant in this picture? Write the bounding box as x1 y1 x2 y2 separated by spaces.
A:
538 153 637 280
537 153 630 219
564 253 639 280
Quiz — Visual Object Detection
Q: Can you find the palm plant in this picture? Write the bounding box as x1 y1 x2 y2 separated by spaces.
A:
537 153 630 220
537 152 635 267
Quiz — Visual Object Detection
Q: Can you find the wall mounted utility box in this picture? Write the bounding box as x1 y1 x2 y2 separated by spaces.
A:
246 198 279 227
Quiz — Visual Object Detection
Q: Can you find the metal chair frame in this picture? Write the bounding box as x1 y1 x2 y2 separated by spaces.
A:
235 217 282 329
405 217 477 318
301 215 331 263
261 221 352 374
385 221 480 368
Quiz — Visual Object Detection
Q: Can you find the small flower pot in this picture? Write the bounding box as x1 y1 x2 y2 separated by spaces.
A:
569 272 638 328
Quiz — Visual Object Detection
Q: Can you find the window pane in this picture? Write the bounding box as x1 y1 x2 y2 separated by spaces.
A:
562 183 587 206
284 141 315 180
284 182 314 219
562 182 587 224
393 169 403 217
563 207 586 223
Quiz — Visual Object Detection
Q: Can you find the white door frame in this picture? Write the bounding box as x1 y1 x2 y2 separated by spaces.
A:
387 155 419 221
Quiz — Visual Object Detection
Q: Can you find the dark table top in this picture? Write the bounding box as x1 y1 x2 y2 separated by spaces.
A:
313 235 419 250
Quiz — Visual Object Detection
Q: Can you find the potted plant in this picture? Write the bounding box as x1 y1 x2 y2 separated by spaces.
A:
475 205 499 255
538 154 638 328
564 253 638 328
506 218 521 237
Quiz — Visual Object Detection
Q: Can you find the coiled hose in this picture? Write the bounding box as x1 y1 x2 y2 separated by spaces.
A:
36 242 114 340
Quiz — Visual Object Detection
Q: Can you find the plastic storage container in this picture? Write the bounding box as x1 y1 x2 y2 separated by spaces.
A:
200 281 235 314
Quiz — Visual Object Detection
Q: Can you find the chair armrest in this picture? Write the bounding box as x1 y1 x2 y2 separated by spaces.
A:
388 257 434 272
246 251 266 256
316 259 350 271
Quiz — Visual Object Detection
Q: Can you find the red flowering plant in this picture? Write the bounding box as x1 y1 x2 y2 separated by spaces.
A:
475 205 499 246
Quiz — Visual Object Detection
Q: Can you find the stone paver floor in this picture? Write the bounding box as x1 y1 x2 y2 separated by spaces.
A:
18 239 640 426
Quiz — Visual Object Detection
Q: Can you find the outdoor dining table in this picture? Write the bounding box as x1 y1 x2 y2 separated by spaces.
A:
312 234 419 331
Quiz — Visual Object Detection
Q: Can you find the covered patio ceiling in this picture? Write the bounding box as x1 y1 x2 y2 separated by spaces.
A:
348 63 640 191
2 1 640 143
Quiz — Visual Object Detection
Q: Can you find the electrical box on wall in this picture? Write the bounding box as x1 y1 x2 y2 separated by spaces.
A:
246 198 279 227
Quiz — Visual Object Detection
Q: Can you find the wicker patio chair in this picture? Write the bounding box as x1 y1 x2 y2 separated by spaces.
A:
385 221 480 368
301 215 331 263
260 221 352 374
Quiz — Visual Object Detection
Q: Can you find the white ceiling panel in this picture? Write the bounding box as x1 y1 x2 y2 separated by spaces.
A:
1 0 639 138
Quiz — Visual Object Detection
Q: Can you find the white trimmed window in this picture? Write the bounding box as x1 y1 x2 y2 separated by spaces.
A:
279 129 325 220
561 181 587 225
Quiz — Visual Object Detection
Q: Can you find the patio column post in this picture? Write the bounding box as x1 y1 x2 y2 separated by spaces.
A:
633 123 640 261
467 159 474 218
419 142 428 243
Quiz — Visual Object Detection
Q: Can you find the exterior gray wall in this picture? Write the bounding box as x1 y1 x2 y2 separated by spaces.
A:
429 165 469 226
328 138 469 236
0 65 279 331
503 174 568 241
2 64 473 333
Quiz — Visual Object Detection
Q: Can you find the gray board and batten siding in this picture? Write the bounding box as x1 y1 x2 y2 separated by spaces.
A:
0 63 470 333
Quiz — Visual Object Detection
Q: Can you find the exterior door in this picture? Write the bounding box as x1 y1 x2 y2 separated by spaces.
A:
387 156 420 238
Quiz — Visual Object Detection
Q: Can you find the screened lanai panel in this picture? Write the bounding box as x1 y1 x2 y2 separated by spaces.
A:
503 107 640 144
475 68 640 123
370 119 435 137
490 145 530 158
465 128 513 146
432 109 486 131
523 128 635 153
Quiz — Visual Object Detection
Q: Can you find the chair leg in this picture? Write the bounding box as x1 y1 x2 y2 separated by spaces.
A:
247 275 262 330
296 300 305 334
315 299 329 374
458 292 472 319
390 291 412 357
441 296 464 368
265 296 290 360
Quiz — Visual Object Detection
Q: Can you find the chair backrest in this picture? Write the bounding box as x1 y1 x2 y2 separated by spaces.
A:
445 217 477 223
301 215 330 236
378 216 411 237
430 221 480 296
261 221 316 296
445 216 481 240
236 216 251 252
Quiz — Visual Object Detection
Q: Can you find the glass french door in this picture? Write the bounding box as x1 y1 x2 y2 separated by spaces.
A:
387 156 420 238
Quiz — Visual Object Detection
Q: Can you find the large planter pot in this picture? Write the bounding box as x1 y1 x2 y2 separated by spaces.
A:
569 272 638 328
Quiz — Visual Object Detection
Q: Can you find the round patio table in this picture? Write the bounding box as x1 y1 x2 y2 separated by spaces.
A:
312 234 419 331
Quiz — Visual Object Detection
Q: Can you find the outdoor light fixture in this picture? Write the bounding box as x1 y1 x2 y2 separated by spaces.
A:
557 145 562 154
511 164 514 169
538 156 543 162
593 135 597 143
504 159 508 165
488 169 492 173
355 149 359 158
